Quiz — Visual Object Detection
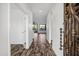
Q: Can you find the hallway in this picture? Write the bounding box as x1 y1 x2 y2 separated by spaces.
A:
0 3 64 56
11 33 56 56
10 3 64 56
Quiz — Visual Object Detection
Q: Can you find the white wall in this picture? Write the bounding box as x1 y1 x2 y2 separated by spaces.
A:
24 14 33 49
10 4 25 44
10 4 33 49
47 3 64 56
0 3 9 56
28 14 33 48
47 10 52 43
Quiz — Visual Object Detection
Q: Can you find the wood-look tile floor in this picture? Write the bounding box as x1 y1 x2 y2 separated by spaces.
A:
11 39 56 56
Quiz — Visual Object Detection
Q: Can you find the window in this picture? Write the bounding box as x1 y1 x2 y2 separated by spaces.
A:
32 24 37 30
39 24 46 31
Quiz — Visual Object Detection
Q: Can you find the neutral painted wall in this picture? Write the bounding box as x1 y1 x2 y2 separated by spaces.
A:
47 3 64 56
10 4 33 49
0 3 9 56
10 4 25 44
47 11 52 43
28 14 33 48
24 14 33 49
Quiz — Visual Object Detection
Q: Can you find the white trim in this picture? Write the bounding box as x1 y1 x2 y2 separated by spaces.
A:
8 3 10 56
25 15 29 49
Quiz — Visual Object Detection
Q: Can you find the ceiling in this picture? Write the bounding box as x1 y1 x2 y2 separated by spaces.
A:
25 3 55 24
